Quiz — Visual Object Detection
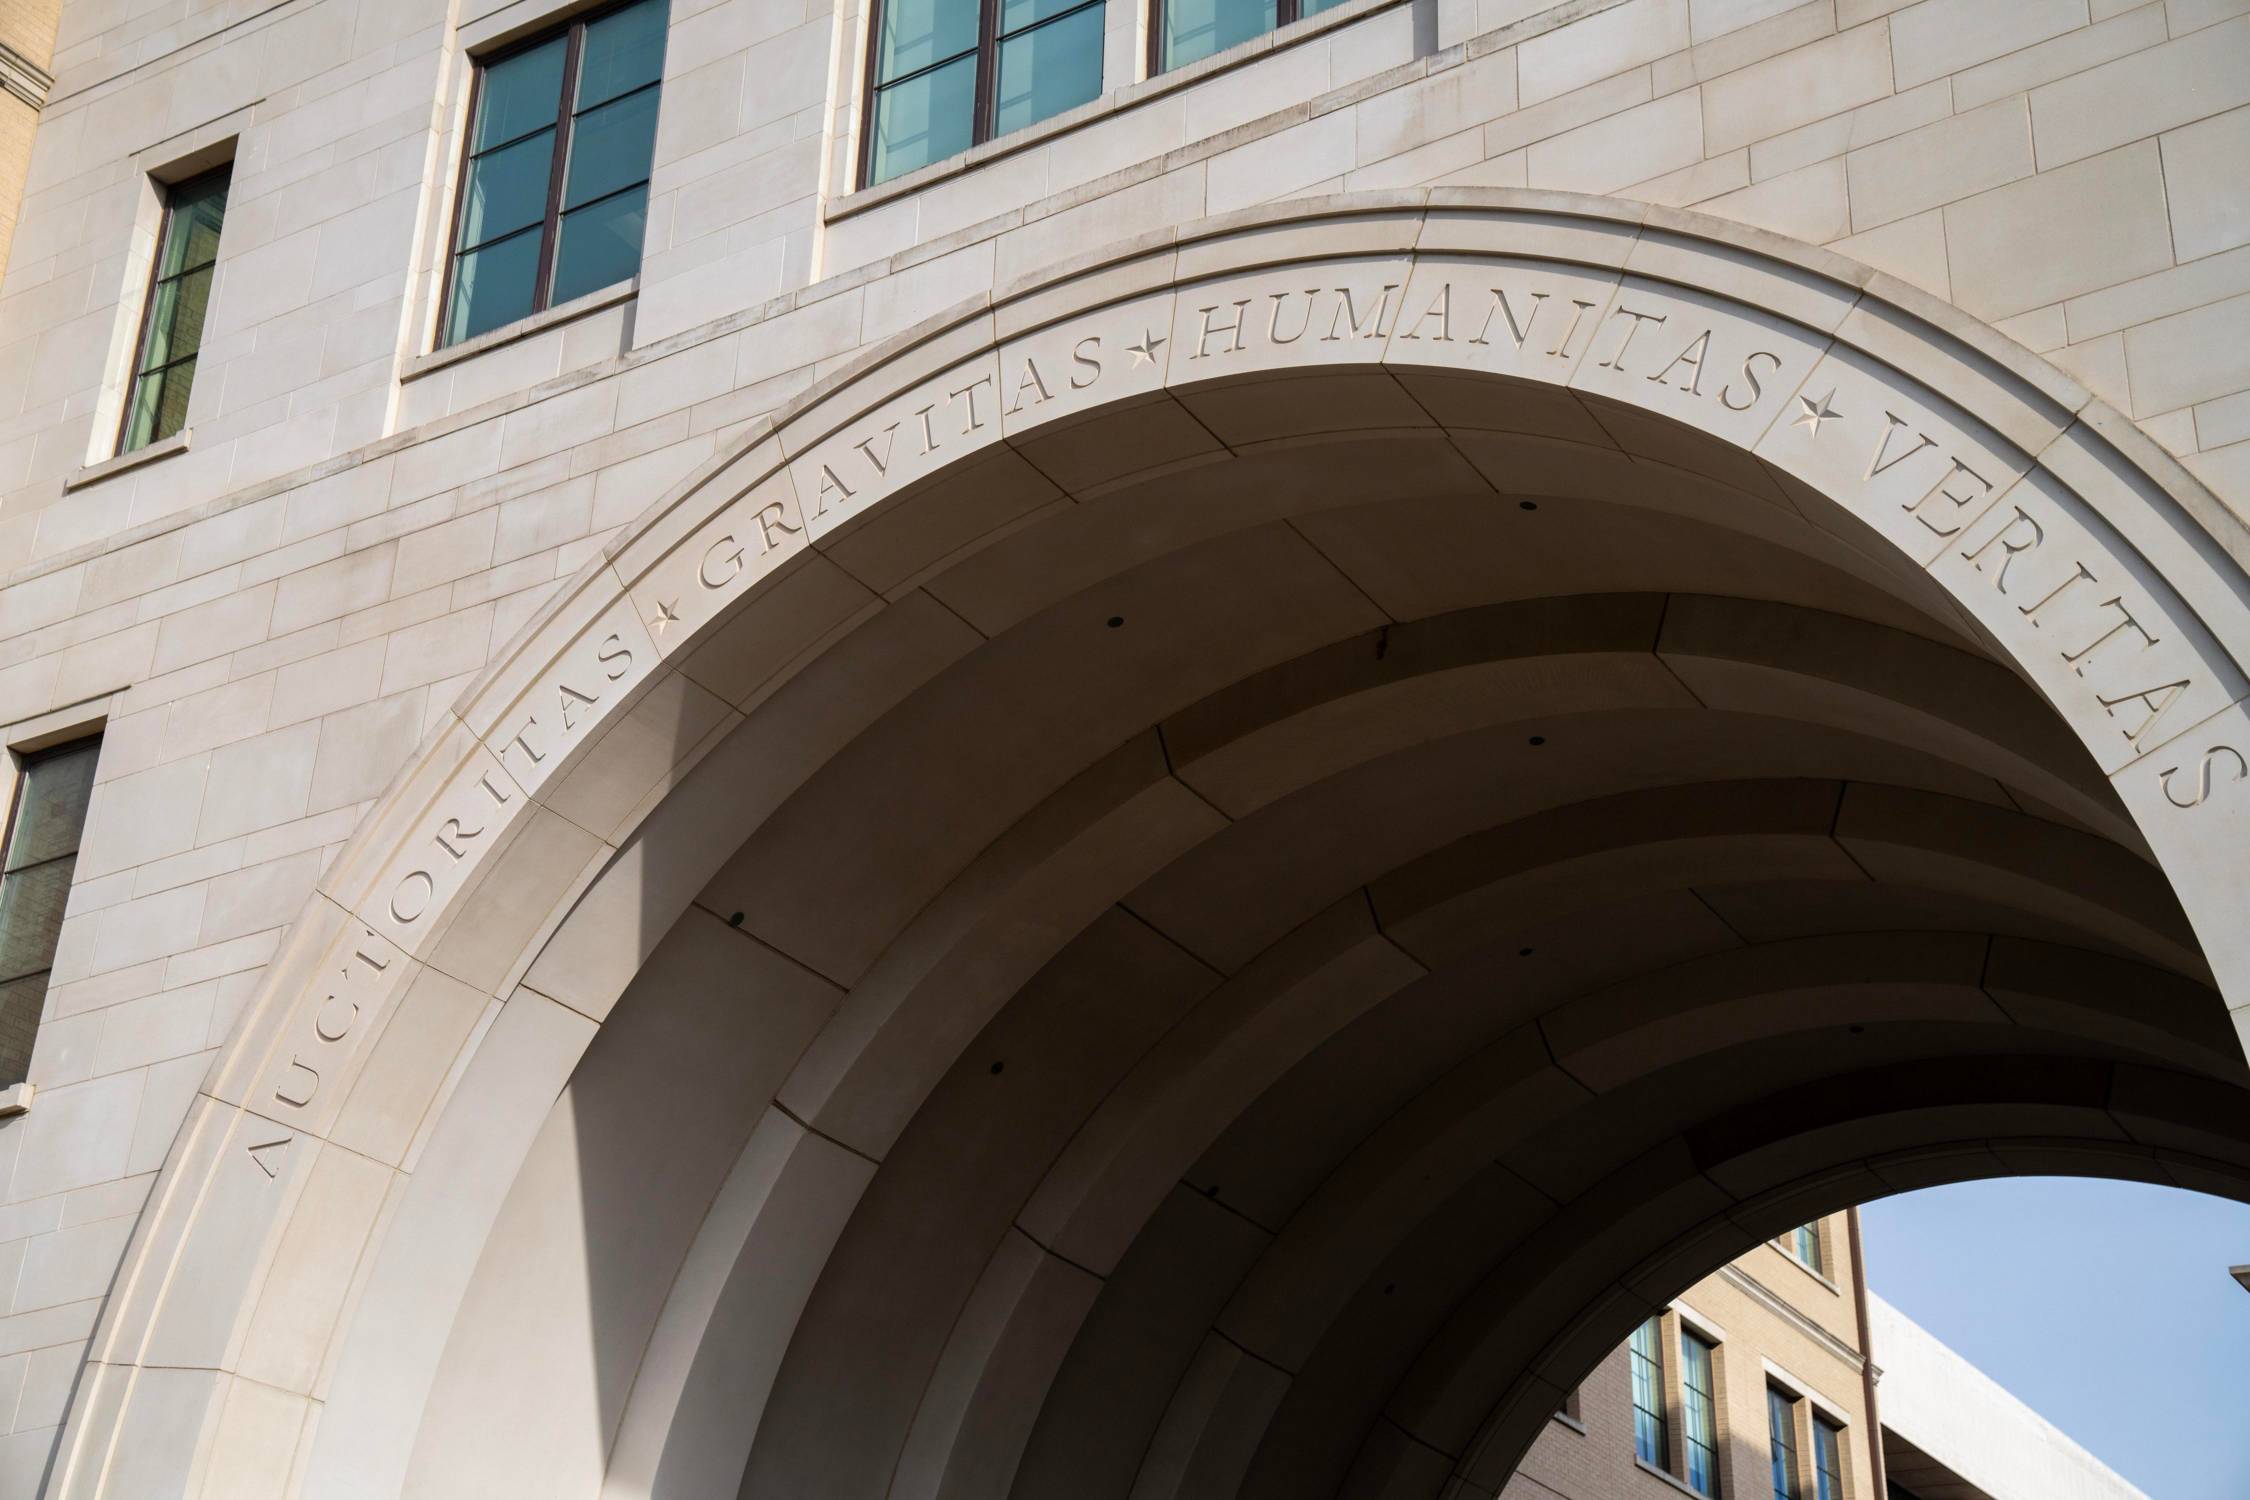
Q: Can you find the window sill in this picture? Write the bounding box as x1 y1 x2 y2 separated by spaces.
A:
63 429 190 492
1551 1411 1586 1436
827 0 1407 224
403 277 638 384
1635 1458 1714 1500
0 1081 32 1117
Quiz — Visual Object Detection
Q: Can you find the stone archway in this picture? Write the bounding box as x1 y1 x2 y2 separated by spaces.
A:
55 191 2250 1500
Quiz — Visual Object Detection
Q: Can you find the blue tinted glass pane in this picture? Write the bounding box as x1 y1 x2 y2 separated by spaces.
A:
1769 1390 1799 1500
1161 0 1274 71
1629 1317 1666 1467
551 185 646 303
445 226 543 344
993 5 1102 135
999 0 1090 35
1300 0 1352 14
475 36 567 150
868 53 976 183
578 0 667 108
564 87 659 208
877 0 979 81
457 128 556 248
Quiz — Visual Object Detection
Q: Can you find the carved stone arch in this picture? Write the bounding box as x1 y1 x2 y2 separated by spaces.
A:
55 191 2250 1500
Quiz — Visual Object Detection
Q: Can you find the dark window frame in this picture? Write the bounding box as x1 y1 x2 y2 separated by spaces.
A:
439 0 662 348
1681 1328 1723 1499
1629 1313 1669 1472
1812 1416 1846 1500
1788 1219 1825 1274
0 735 103 1090
117 164 232 456
1148 0 1337 77
857 0 1106 188
1768 1385 1802 1500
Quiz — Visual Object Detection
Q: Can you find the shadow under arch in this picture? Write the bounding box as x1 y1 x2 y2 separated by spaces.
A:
55 190 2250 1500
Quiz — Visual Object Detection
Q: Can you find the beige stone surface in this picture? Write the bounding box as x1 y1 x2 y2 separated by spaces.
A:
0 0 2243 1494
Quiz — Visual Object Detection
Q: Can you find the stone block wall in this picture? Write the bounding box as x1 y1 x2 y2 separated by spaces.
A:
0 0 2240 1490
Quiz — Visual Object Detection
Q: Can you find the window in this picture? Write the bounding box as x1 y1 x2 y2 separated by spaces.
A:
1153 0 1352 73
1629 1315 1667 1469
1682 1330 1721 1498
1813 1417 1844 1500
443 0 667 347
862 0 1104 186
120 166 230 454
1789 1220 1823 1273
1768 1387 1801 1500
0 738 101 1086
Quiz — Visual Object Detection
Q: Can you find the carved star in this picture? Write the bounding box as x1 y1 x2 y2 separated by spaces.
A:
1793 388 1843 438
650 598 680 635
1127 329 1166 367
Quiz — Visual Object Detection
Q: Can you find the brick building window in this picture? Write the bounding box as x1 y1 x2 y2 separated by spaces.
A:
443 0 666 346
1629 1314 1667 1468
862 0 1104 186
1682 1329 1722 1497
120 166 230 453
0 737 100 1086
1153 0 1349 73
1789 1220 1825 1274
1813 1416 1845 1500
1768 1386 1801 1500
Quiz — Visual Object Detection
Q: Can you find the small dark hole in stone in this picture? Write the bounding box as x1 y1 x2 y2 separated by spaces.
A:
1107 616 1125 628
1519 500 1538 511
990 1060 1005 1074
1204 1183 1220 1198
1518 947 1534 958
1529 735 1546 746
1384 1283 1397 1295
728 911 745 927
1849 1025 1866 1035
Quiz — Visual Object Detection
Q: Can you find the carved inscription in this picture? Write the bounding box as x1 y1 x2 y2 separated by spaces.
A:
2159 742 2248 808
246 1135 292 1180
1953 503 2195 756
272 929 391 1114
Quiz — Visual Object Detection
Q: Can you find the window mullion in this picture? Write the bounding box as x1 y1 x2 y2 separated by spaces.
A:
533 24 586 316
974 0 1002 145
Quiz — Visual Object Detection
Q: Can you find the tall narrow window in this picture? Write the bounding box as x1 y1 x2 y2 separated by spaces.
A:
443 0 666 347
1792 1221 1824 1273
1813 1417 1844 1500
1629 1315 1668 1469
1153 0 1352 73
121 166 229 453
862 0 1103 186
1768 1388 1801 1500
0 738 100 1086
1682 1331 1721 1497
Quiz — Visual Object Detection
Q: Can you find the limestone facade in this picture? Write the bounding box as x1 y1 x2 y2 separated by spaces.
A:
0 1 2242 1498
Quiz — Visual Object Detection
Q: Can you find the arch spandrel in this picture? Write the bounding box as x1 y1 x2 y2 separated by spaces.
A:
56 190 2250 1500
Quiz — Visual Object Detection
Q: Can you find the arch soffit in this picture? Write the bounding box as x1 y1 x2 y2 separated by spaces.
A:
64 189 2250 1494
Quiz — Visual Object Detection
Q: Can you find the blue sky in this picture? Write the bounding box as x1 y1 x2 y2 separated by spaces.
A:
1860 1178 2250 1500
